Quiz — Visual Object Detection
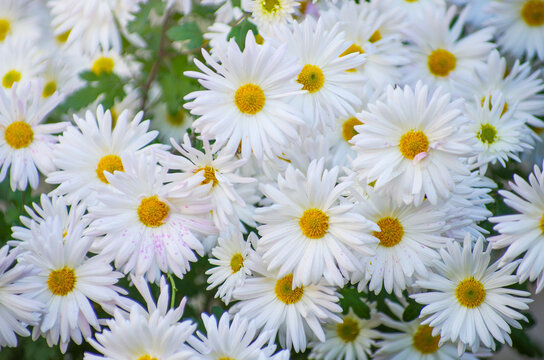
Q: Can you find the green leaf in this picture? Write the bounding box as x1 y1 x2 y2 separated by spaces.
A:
167 22 203 50
61 86 103 111
231 0 242 8
339 287 370 319
227 18 258 50
510 326 544 357
402 299 423 322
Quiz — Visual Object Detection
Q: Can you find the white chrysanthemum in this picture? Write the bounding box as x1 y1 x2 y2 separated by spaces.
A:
47 106 160 205
402 6 495 91
0 0 45 44
448 0 494 27
151 103 193 143
0 39 46 90
84 49 134 78
465 93 531 174
374 0 446 23
85 276 197 360
206 231 257 305
0 245 43 349
374 301 487 360
489 161 544 293
246 0 299 29
184 31 304 160
231 254 342 353
187 312 289 360
255 158 378 287
488 0 544 61
19 216 128 353
351 82 475 206
271 16 366 130
411 235 532 352
309 308 381 360
160 135 255 231
350 186 450 295
86 153 216 283
454 49 544 128
0 81 66 191
40 50 85 98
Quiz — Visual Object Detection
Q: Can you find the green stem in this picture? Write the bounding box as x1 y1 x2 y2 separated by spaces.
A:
167 272 177 309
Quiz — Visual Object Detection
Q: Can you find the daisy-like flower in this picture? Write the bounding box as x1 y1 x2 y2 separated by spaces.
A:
19 216 128 353
184 31 304 160
246 0 299 30
374 301 486 360
351 82 475 206
0 39 46 90
160 134 255 231
411 235 532 352
151 103 193 143
47 106 160 205
86 153 216 283
0 0 45 44
309 308 381 360
465 92 530 174
375 0 446 23
0 81 66 191
187 312 289 360
489 161 544 293
272 16 366 130
488 0 544 61
350 186 450 296
255 158 378 287
206 230 257 305
402 5 495 91
0 245 43 349
231 254 342 353
39 50 85 98
85 276 197 360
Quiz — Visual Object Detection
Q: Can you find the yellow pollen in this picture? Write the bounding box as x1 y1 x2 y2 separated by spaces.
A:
4 121 33 149
230 253 244 273
137 356 158 360
369 30 382 43
167 108 186 126
96 155 124 183
374 217 404 247
0 19 10 41
2 69 21 88
197 166 218 187
336 317 360 343
255 34 265 44
539 214 544 234
47 267 76 296
413 325 440 354
261 0 280 13
56 30 71 43
91 56 115 76
299 208 329 239
427 49 457 77
340 43 364 57
521 0 544 26
297 64 325 93
455 277 486 308
405 0 418 2
234 84 265 115
137 196 169 227
399 130 429 160
480 95 508 116
62 231 67 238
218 358 235 360
42 81 57 98
275 274 303 304
342 117 363 143
476 123 498 145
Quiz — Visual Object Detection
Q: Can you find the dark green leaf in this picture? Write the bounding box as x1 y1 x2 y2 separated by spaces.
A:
339 287 370 319
402 299 423 322
227 18 258 51
510 326 544 357
166 22 203 50
61 86 103 111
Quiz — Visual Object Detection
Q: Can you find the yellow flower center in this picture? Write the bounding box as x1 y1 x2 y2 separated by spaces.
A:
42 81 57 98
275 274 304 304
297 64 325 93
299 208 329 239
218 358 235 360
480 95 508 116
374 217 404 247
340 43 364 57
137 355 158 360
427 49 457 77
2 69 21 88
413 325 440 354
230 253 244 273
539 214 544 234
0 18 10 41
336 317 360 343
234 84 265 115
255 34 265 44
342 117 362 143
521 0 544 26
4 121 34 149
476 123 498 145
47 267 76 296
56 30 71 43
455 277 486 308
369 30 382 43
197 166 218 187
399 130 429 160
137 196 170 227
167 108 186 126
261 0 280 13
96 155 124 184
91 56 115 76
405 0 418 2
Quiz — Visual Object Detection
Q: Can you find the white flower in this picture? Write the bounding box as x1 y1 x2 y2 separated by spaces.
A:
151 103 193 143
255 158 378 287
0 39 46 90
246 0 299 30
0 81 66 191
351 82 475 206
86 153 216 283
184 31 304 160
411 235 532 352
0 245 43 349
0 0 45 44
488 0 544 61
489 161 544 293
